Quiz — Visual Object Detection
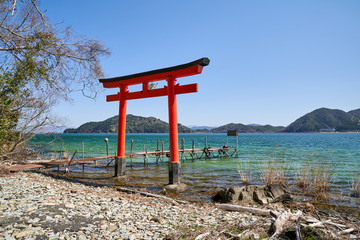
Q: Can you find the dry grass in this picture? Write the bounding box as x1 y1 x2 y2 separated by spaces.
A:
261 144 289 186
237 161 251 184
310 156 336 200
262 148 337 200
293 152 336 200
351 177 360 198
295 152 317 189
244 146 338 201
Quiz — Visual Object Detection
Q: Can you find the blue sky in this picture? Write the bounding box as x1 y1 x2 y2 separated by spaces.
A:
43 1 360 128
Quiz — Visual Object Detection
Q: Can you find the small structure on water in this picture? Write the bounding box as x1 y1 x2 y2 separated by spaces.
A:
320 128 336 132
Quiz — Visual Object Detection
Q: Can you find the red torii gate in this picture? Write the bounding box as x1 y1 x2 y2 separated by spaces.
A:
99 58 210 184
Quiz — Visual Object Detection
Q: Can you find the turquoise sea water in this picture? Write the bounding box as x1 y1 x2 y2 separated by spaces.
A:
29 133 360 203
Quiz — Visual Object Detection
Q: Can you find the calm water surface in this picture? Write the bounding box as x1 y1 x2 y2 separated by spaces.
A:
29 133 360 204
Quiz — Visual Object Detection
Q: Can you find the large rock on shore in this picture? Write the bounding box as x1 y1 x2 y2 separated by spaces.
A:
213 184 292 205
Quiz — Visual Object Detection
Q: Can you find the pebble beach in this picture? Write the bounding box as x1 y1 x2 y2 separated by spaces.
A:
0 172 267 240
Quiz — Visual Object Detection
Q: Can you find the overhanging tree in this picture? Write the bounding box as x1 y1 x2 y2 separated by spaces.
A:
0 0 110 161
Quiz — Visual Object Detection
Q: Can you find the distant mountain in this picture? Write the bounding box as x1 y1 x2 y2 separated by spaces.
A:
211 123 284 133
188 125 217 130
348 108 360 119
192 128 213 133
284 108 360 132
64 108 360 134
64 114 192 133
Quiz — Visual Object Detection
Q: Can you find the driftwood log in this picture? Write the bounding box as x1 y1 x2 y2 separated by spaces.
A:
223 229 250 239
270 210 302 240
116 186 188 205
337 228 355 235
216 203 279 217
217 203 355 239
194 232 210 240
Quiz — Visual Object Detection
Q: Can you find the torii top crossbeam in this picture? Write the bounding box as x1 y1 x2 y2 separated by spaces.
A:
100 58 209 87
99 58 210 179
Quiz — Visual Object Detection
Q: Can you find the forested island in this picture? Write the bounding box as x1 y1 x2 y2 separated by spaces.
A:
64 108 360 134
64 114 192 133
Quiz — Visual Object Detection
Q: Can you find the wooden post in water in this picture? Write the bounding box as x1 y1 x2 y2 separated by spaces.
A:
204 136 210 158
227 130 239 157
181 138 185 162
82 141 85 159
143 144 146 166
104 138 109 155
161 140 164 161
156 139 160 163
144 145 148 166
236 133 239 157
130 139 133 167
60 140 63 160
192 139 195 160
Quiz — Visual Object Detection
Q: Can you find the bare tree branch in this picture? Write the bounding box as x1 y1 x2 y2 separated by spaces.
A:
11 0 17 15
0 0 110 161
30 0 46 22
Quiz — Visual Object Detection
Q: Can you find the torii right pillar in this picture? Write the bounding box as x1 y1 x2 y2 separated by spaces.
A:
167 75 180 184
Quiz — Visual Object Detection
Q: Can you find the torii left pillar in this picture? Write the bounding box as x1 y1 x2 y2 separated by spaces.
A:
99 58 210 184
115 84 128 176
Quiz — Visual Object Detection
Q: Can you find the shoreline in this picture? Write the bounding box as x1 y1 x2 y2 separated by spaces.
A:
1 171 359 239
5 157 360 209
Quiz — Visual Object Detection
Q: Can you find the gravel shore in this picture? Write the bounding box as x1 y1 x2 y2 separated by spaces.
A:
0 172 267 240
2 171 359 239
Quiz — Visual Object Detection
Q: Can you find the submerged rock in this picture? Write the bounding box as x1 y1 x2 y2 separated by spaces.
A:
213 184 292 204
163 183 188 193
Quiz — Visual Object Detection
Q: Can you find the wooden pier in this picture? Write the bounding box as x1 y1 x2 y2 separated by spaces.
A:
9 155 115 172
129 146 238 163
9 143 238 172
9 131 239 172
